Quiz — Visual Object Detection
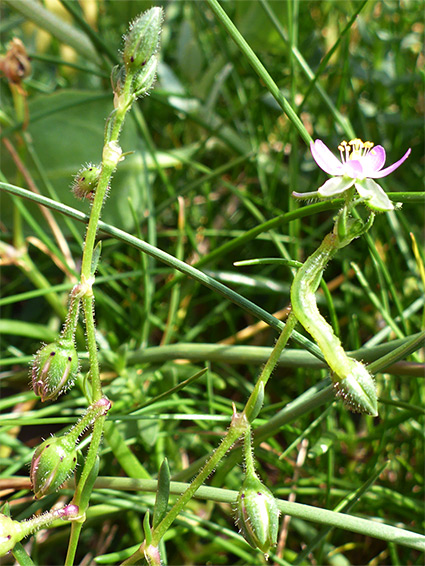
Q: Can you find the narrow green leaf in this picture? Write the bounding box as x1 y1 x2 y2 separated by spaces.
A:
153 459 171 529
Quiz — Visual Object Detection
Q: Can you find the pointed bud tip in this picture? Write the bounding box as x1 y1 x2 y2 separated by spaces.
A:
123 7 164 72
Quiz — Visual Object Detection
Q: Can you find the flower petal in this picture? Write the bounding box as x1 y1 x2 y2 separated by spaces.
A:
318 176 355 196
344 159 364 179
310 140 345 175
369 148 411 179
361 145 386 175
355 179 394 211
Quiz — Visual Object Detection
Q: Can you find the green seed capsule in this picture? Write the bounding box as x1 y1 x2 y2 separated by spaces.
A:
31 339 79 402
30 435 77 499
72 164 101 200
0 514 22 555
235 474 279 555
123 7 163 72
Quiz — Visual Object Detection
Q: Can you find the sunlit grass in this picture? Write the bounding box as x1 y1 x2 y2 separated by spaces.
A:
0 1 423 565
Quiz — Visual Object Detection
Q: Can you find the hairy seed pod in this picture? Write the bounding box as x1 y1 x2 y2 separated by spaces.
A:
235 474 279 555
30 435 78 499
72 164 101 200
31 339 79 402
123 7 163 72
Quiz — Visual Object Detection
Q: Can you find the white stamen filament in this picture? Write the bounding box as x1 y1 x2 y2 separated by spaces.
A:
338 139 374 162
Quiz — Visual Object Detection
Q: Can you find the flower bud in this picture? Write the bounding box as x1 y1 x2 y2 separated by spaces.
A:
30 435 77 499
132 55 158 98
123 7 163 72
0 504 79 555
235 474 279 555
72 163 101 200
0 514 23 555
31 338 79 402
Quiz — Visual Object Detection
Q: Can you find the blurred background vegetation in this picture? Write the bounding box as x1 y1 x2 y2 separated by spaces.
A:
0 1 423 565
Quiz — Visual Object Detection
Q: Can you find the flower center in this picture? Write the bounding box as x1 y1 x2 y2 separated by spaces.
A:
338 139 374 162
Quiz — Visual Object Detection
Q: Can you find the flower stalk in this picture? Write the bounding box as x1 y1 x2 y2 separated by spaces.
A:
61 8 163 563
289 136 411 415
235 428 280 555
0 505 80 556
121 317 297 565
290 217 378 416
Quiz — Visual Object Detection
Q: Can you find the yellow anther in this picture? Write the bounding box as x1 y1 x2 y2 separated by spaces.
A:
339 139 374 159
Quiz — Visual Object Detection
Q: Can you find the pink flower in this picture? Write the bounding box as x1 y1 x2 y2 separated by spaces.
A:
308 139 411 211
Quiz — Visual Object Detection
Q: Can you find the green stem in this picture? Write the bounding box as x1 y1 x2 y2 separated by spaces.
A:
290 221 378 416
80 170 112 282
82 294 101 401
243 426 256 477
122 316 298 564
121 412 250 565
65 68 136 566
64 518 83 566
152 416 248 545
65 416 106 566
61 285 81 341
243 312 298 422
110 73 134 141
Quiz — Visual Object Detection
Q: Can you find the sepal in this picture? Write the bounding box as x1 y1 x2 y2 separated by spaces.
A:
132 55 158 98
111 64 126 96
333 359 378 416
30 435 78 499
31 338 79 402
